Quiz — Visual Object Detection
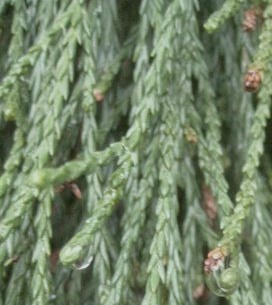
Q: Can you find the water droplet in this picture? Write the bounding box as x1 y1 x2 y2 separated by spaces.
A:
205 267 239 297
204 248 240 297
49 294 57 300
72 254 93 270
60 245 83 265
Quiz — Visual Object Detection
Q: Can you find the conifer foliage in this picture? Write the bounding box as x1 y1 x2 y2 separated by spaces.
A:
0 0 272 304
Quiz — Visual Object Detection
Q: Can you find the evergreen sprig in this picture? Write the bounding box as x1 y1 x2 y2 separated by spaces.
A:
220 82 271 248
141 103 184 305
203 1 272 298
29 142 124 188
31 191 53 305
204 0 246 33
59 152 132 266
1 0 272 304
250 177 272 304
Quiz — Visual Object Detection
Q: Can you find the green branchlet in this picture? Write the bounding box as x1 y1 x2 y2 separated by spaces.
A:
204 0 246 33
59 153 132 266
218 2 272 253
29 142 124 188
220 84 271 249
0 190 35 244
251 4 272 71
93 38 134 99
0 129 24 198
31 191 53 305
0 0 80 100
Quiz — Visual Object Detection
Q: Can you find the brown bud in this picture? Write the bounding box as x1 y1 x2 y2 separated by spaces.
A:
202 185 217 225
69 183 83 199
242 7 263 32
184 127 198 144
244 69 262 92
55 182 82 199
193 283 208 299
4 255 19 267
93 88 104 102
50 250 59 271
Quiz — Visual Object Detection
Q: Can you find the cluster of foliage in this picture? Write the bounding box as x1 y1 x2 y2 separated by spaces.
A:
0 0 272 304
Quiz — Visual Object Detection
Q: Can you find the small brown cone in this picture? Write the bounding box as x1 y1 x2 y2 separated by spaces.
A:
244 69 263 92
